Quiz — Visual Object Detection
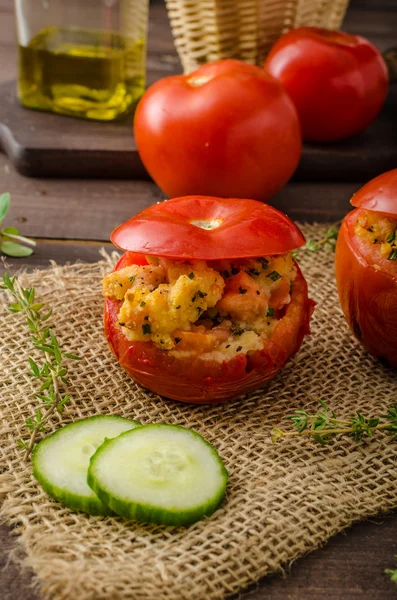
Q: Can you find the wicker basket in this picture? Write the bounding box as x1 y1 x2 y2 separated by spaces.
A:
165 0 350 73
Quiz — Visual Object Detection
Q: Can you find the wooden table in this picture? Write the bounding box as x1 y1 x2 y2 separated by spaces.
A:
1 0 397 598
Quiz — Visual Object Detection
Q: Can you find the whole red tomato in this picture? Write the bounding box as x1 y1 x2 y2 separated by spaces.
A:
134 60 301 202
104 196 314 403
335 170 397 366
264 27 388 142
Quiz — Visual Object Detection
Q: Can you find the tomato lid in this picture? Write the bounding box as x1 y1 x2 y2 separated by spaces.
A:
350 169 397 217
111 196 305 259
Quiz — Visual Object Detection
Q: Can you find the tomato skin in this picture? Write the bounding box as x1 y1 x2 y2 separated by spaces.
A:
104 252 314 404
111 196 306 260
335 209 397 367
350 169 397 218
264 27 388 142
134 59 301 202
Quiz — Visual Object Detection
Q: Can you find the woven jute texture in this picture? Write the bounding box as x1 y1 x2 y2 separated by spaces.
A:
1 223 397 600
165 0 350 73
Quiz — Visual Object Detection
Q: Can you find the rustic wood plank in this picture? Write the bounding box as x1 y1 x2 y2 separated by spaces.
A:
0 154 361 242
0 240 112 276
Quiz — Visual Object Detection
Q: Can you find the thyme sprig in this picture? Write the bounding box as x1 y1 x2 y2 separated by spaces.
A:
271 399 397 445
0 193 36 258
0 272 81 459
293 227 338 259
385 556 397 584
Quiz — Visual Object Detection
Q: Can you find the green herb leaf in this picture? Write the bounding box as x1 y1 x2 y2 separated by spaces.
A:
2 226 20 235
385 556 397 584
388 249 397 261
142 323 151 335
266 271 282 282
0 192 10 222
266 308 274 317
0 241 33 257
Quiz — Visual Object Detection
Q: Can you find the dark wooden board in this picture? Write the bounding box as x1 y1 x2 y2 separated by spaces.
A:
1 79 397 182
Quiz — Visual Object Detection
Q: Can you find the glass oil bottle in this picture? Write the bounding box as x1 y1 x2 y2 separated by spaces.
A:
14 0 148 121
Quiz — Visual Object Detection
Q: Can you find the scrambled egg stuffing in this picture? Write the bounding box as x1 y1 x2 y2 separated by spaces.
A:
102 254 296 360
355 211 397 261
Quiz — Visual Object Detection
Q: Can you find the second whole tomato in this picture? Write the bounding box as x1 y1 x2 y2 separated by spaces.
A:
134 60 302 202
264 27 388 142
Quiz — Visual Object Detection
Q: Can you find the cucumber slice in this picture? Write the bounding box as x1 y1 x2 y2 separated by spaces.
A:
88 424 228 526
33 415 141 516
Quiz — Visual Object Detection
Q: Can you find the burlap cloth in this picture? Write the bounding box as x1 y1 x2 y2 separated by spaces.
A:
1 224 396 600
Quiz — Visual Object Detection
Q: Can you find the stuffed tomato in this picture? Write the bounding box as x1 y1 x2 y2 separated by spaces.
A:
335 169 397 366
103 196 314 403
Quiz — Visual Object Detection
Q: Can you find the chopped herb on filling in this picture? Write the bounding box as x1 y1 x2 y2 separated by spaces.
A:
188 272 195 279
238 287 248 294
267 271 282 282
388 249 397 261
142 324 151 335
266 308 274 317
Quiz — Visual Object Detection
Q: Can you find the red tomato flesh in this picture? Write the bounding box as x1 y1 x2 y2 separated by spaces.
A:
264 27 388 142
134 59 301 201
111 196 306 260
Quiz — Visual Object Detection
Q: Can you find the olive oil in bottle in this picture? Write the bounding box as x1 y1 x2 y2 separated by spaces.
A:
18 27 145 120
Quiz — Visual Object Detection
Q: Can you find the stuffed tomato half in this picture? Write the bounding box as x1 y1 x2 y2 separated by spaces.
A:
103 196 314 403
335 169 397 366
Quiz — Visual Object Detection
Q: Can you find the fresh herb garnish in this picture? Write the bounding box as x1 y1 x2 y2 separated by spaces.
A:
174 337 182 344
0 273 81 459
140 301 146 307
299 227 339 256
188 272 195 279
388 249 397 261
258 257 269 270
119 322 125 326
387 230 396 244
236 346 242 352
129 275 136 282
223 270 230 279
248 268 260 277
266 308 274 317
267 271 281 282
231 265 239 275
271 399 397 445
0 193 36 258
142 324 151 335
238 286 247 294
385 556 397 584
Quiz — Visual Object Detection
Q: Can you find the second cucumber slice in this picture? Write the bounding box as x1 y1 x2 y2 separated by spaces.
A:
88 424 228 526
